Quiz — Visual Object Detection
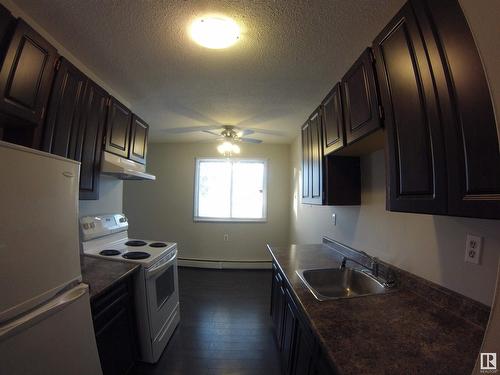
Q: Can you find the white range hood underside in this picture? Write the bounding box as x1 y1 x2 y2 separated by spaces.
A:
101 151 156 180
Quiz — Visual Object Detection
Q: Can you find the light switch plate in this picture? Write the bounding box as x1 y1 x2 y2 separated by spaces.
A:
464 234 482 264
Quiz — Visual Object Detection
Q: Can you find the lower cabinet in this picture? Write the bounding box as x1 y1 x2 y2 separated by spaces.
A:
90 276 138 375
270 262 336 375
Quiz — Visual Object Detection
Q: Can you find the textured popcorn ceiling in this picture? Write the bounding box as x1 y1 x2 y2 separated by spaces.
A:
12 0 404 143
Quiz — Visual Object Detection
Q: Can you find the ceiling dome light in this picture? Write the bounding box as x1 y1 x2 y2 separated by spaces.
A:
190 16 240 49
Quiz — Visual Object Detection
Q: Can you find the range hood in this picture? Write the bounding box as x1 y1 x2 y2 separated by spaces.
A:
101 151 156 180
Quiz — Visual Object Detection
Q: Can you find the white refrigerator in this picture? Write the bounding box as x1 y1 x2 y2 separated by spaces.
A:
0 141 102 374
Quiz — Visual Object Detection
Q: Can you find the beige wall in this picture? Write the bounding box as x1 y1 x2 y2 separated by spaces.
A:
123 143 290 262
290 0 500 306
79 176 123 218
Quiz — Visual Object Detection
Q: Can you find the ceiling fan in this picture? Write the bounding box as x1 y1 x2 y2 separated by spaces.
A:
159 124 285 141
159 124 285 155
208 125 261 156
204 125 263 144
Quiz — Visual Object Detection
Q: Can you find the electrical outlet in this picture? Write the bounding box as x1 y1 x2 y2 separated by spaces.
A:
223 234 229 241
464 234 482 264
332 213 336 226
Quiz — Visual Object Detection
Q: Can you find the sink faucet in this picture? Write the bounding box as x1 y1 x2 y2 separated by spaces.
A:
339 256 379 277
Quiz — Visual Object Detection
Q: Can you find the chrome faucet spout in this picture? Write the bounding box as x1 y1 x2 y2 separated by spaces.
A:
339 257 347 271
340 256 379 278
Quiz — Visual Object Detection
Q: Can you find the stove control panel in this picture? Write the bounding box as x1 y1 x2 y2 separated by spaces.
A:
80 214 128 241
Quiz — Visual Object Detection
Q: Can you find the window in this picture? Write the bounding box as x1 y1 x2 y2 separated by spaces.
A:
194 158 267 222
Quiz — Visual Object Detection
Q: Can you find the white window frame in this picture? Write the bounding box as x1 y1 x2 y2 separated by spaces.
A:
193 157 268 223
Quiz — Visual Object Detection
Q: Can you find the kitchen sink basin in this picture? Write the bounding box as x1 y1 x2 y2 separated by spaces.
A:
296 267 395 301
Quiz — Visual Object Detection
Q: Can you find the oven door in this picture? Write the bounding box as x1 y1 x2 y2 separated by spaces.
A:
144 247 179 339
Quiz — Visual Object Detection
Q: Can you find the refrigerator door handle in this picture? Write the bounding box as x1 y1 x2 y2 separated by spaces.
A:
0 284 88 342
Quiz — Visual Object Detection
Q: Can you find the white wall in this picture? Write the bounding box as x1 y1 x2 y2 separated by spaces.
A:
290 0 500 306
123 142 290 262
79 176 123 218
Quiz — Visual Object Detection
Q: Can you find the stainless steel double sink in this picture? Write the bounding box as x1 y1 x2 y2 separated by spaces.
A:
296 267 396 301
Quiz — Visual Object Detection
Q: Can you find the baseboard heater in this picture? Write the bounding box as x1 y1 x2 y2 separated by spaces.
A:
178 258 272 270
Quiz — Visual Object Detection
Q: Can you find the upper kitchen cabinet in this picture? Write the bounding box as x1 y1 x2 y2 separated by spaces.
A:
43 58 109 200
341 48 381 145
129 114 149 164
411 0 500 219
373 0 500 219
42 58 86 158
0 19 58 148
105 97 131 158
75 80 108 200
373 2 447 215
321 83 344 155
301 109 322 205
302 108 361 206
0 5 14 62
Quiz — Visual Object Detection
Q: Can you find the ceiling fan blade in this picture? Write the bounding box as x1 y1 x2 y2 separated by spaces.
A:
195 137 224 143
202 130 223 137
246 128 286 136
240 137 263 144
157 125 221 134
237 129 255 137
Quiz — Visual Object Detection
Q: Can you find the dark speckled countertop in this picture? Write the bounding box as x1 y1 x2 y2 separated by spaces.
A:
81 255 140 301
268 242 489 375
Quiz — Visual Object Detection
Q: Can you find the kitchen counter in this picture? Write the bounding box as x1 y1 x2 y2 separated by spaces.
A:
268 241 490 375
80 255 140 301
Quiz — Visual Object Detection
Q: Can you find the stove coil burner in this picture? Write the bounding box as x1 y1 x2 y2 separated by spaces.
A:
99 249 121 256
122 251 151 260
125 240 147 247
149 242 167 248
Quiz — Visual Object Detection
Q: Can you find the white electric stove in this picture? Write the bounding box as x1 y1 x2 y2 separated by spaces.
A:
80 214 180 364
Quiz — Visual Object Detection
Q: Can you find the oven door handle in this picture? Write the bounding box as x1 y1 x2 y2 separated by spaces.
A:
146 249 177 279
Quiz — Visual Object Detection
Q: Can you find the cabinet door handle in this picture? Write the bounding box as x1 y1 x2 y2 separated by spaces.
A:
62 171 74 178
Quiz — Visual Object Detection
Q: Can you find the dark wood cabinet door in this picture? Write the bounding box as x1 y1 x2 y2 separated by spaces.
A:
301 121 311 201
412 0 500 219
92 278 137 375
42 58 86 158
372 3 447 215
0 19 57 147
105 97 131 158
291 325 314 375
281 290 297 375
43 58 108 200
271 269 285 350
309 110 323 203
129 114 148 164
322 83 344 155
76 80 108 200
302 109 323 205
341 48 381 145
0 4 14 65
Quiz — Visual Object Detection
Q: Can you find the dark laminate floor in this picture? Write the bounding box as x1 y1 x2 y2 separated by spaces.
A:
132 267 281 375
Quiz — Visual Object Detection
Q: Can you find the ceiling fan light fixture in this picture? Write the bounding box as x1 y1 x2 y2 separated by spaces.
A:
217 141 240 156
190 16 240 49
